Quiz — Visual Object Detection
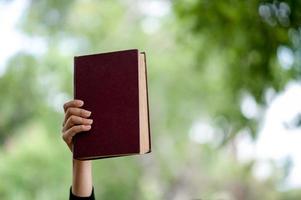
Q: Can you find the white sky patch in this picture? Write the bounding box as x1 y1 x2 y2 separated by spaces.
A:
141 17 161 35
50 92 71 113
236 129 256 163
0 0 27 75
0 0 47 76
37 73 71 113
194 82 301 189
138 0 171 18
138 0 171 35
189 120 216 144
264 87 277 104
58 37 81 56
252 160 273 181
240 93 260 119
277 45 294 70
254 81 301 189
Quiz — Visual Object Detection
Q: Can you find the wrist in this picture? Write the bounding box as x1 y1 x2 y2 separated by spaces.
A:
72 159 93 197
73 159 92 167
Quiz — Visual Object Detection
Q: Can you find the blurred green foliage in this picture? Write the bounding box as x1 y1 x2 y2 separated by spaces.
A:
0 0 301 199
174 0 301 141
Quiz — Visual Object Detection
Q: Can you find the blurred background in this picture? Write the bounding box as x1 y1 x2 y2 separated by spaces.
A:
0 0 301 199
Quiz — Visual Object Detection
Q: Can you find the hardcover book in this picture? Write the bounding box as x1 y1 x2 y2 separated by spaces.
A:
73 49 151 160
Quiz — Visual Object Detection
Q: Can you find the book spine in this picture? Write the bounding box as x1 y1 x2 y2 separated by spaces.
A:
142 52 152 152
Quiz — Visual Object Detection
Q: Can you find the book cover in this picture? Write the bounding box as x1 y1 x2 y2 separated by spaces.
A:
73 49 151 160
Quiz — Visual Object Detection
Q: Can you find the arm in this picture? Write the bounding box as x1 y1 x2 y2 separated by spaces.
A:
62 99 95 199
72 159 93 197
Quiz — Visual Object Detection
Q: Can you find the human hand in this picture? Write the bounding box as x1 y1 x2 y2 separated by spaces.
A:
61 99 93 151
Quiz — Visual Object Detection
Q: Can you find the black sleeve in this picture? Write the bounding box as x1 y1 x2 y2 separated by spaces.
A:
69 186 95 200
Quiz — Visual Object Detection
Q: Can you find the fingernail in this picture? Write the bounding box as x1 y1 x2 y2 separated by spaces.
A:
77 100 84 106
88 119 93 124
85 125 91 129
85 111 91 116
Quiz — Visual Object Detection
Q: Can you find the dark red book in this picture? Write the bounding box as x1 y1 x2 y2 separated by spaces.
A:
73 49 151 160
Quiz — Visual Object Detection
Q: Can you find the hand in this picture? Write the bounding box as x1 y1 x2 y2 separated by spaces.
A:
62 99 94 197
62 99 93 151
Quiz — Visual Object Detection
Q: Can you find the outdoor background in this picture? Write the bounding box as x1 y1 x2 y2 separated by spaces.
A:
1 0 301 199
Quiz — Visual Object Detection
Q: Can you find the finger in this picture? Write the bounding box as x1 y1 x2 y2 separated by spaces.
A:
63 107 92 126
63 99 84 112
63 115 93 132
62 125 91 144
